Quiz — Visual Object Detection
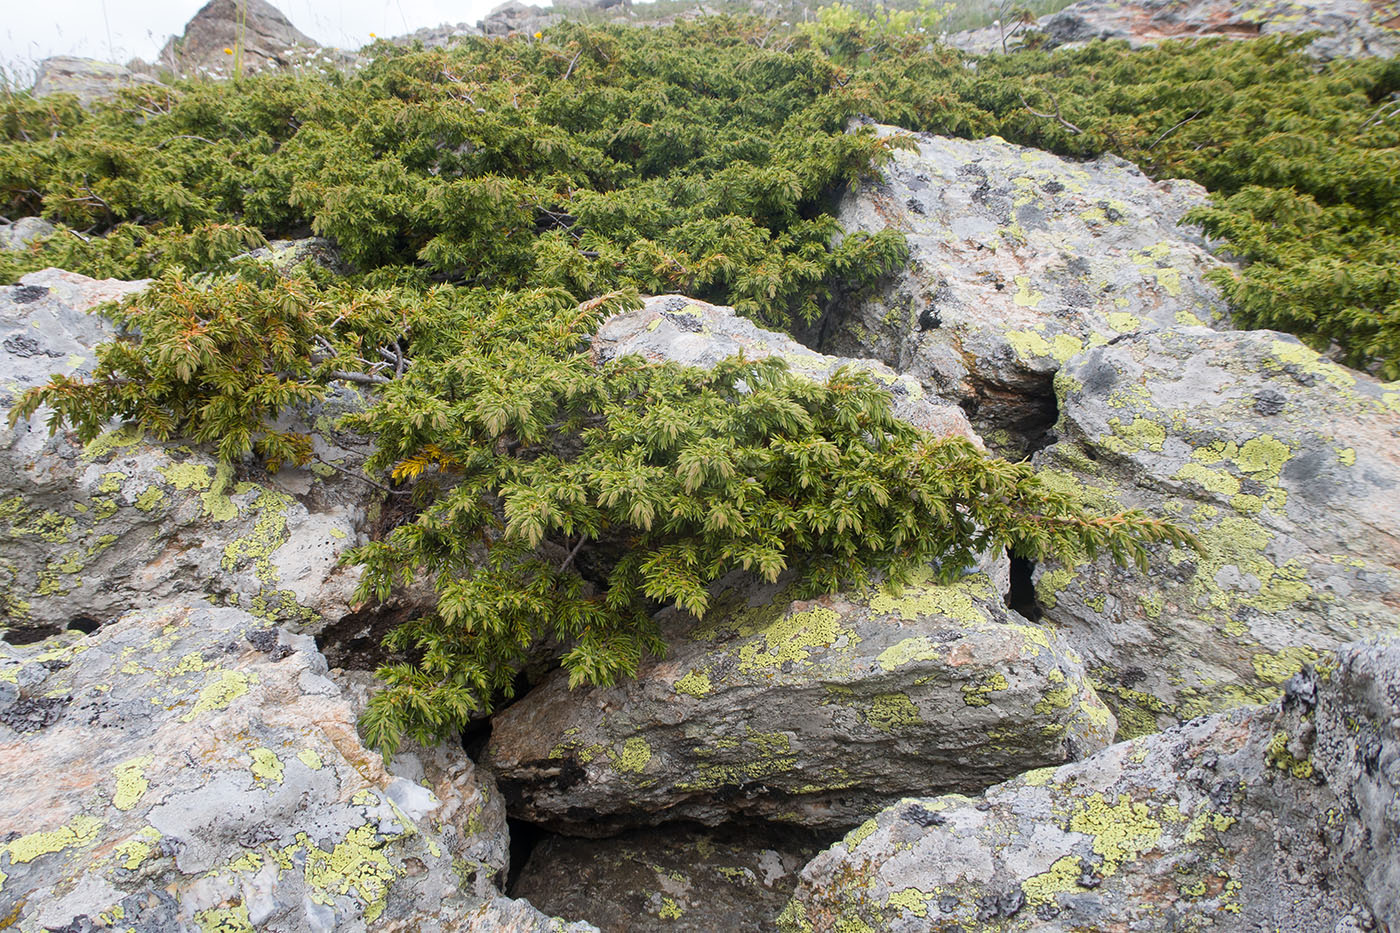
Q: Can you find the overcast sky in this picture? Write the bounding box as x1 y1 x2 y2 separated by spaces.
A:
1 0 500 76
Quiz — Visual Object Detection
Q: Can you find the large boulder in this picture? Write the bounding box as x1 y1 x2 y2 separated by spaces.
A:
0 217 56 251
945 0 1400 58
156 0 329 78
31 57 159 106
822 127 1231 453
1032 327 1400 733
595 294 981 444
1 269 376 641
512 824 818 932
0 600 509 930
779 637 1400 932
479 2 563 37
487 568 1116 836
1039 0 1400 60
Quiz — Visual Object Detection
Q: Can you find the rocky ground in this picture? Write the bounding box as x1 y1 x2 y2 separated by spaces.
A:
2 0 1398 930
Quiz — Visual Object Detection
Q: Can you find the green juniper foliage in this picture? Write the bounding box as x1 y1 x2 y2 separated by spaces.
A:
35 20 1400 750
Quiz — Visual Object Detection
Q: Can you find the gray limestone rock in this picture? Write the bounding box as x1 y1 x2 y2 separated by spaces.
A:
1039 0 1400 59
1031 327 1400 734
487 568 1115 836
31 57 160 106
595 295 982 445
823 126 1230 453
778 636 1400 932
452 897 601 932
155 0 348 78
0 600 508 931
0 218 56 251
946 0 1400 58
0 269 378 640
513 824 820 932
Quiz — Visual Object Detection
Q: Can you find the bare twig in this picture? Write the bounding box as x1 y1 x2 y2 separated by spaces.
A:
329 370 392 385
562 48 584 81
1147 109 1202 149
557 534 588 573
1019 91 1083 135
154 135 217 149
312 455 412 495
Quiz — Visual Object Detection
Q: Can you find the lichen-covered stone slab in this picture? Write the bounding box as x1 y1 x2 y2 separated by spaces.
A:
0 601 509 931
594 295 981 444
513 824 819 932
449 896 600 932
823 127 1230 453
1 269 376 639
1032 328 1400 733
779 637 1400 932
947 0 1400 59
487 569 1115 835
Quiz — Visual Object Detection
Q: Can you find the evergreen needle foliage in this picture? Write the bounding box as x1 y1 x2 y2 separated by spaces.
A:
343 288 1191 755
37 20 1387 751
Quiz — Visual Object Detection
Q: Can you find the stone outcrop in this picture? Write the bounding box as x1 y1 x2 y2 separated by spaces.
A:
1 269 375 641
513 824 818 932
156 0 330 77
455 897 601 931
30 57 159 106
947 0 1400 59
822 126 1230 454
1031 327 1400 733
595 294 981 444
0 600 509 931
479 2 565 37
487 568 1115 835
0 218 56 251
780 636 1400 932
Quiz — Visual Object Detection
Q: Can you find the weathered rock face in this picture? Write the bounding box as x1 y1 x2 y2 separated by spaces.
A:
479 2 564 37
0 600 509 931
156 0 327 77
1032 328 1400 734
823 127 1230 453
779 637 1400 932
0 217 55 251
1039 0 1400 59
1 269 374 640
595 295 981 444
487 568 1115 836
946 0 1400 58
454 897 601 932
30 57 159 106
513 824 819 932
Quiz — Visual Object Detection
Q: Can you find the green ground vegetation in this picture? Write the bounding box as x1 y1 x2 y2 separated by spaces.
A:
11 18 1389 748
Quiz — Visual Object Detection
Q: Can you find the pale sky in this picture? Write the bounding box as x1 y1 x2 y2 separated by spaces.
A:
1 0 501 78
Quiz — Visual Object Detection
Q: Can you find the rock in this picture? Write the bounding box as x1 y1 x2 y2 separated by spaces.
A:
0 217 56 251
822 126 1231 454
0 269 375 640
1038 0 1400 60
487 567 1115 836
595 295 982 444
779 636 1400 932
237 236 350 276
479 2 563 37
156 0 330 78
454 896 601 931
30 57 159 106
331 670 511 898
390 22 483 49
1032 327 1400 733
0 600 507 931
513 824 820 932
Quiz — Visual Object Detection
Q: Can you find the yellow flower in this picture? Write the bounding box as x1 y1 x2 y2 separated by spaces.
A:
223 47 233 54
369 32 377 37
533 31 543 38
